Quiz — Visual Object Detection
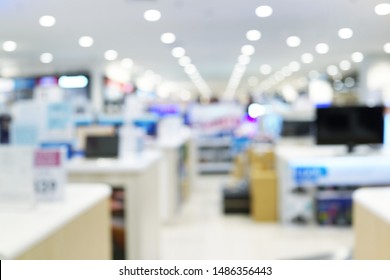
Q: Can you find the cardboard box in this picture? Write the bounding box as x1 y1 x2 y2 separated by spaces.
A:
250 170 278 221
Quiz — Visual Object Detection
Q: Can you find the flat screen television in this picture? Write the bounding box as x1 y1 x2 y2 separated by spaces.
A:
85 135 119 158
315 105 384 152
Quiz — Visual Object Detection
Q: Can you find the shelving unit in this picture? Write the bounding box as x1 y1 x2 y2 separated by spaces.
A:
196 137 233 174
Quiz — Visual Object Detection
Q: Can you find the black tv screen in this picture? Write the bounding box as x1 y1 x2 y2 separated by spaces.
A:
315 105 384 146
85 135 119 158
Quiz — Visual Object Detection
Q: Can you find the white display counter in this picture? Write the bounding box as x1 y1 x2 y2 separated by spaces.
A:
0 184 111 260
156 127 195 222
276 144 390 224
354 187 390 259
67 150 162 260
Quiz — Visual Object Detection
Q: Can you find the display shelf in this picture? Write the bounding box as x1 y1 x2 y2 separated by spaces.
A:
196 136 233 174
198 162 233 173
276 144 390 225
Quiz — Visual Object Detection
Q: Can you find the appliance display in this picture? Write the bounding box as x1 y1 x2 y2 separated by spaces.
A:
133 117 158 137
85 135 119 158
281 120 313 137
315 105 384 152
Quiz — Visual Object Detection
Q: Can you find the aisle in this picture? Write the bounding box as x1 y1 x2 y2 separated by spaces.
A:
160 175 354 260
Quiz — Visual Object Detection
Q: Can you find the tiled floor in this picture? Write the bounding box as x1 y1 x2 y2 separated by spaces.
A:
160 175 354 260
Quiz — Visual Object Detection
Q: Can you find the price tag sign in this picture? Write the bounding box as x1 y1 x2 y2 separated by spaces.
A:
34 149 67 201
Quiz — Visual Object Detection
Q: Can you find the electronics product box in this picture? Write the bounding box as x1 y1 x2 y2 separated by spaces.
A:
315 188 354 226
223 180 250 214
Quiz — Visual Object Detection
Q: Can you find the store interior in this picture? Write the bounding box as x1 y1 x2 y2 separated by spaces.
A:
1 0 390 260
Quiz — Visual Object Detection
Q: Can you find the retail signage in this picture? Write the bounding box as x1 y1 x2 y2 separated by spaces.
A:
34 149 67 201
293 166 328 184
47 102 72 130
10 124 39 146
43 102 73 141
189 103 243 135
290 156 390 187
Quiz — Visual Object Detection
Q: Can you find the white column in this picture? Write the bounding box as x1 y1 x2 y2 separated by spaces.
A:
358 54 390 105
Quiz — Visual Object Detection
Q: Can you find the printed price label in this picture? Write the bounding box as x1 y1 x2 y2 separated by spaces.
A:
34 149 67 201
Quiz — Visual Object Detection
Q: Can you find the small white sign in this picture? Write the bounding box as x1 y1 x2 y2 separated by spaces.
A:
34 149 67 201
0 146 35 210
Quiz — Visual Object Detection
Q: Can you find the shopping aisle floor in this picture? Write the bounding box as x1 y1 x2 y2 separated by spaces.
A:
160 175 354 260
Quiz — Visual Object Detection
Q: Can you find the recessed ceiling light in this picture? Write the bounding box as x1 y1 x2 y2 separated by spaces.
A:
238 55 251 65
39 15 56 27
171 47 186 58
160 33 176 44
315 43 329 54
351 52 364 63
246 30 262 41
327 65 339 76
2 41 17 52
121 58 134 69
384 43 390 54
241 45 255 56
301 53 313 64
286 36 301 47
104 50 118 61
339 60 351 71
259 64 272 75
184 64 197 75
289 61 301 72
144 9 161 22
40 53 53 63
255 5 273 18
179 56 191 66
375 3 390 16
78 36 94 47
338 28 353 39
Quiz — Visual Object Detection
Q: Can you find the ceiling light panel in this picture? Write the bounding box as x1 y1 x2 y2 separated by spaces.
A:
246 30 261 41
79 36 94 47
39 15 56 27
301 53 314 64
259 64 272 75
338 28 353 39
255 5 273 18
339 60 351 71
375 3 390 16
40 53 53 63
286 36 301 47
144 9 161 21
315 43 330 54
160 33 176 44
104 50 118 61
351 52 364 62
2 41 17 52
241 45 255 56
171 47 186 58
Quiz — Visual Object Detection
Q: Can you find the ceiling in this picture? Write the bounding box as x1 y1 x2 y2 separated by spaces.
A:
0 0 390 97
